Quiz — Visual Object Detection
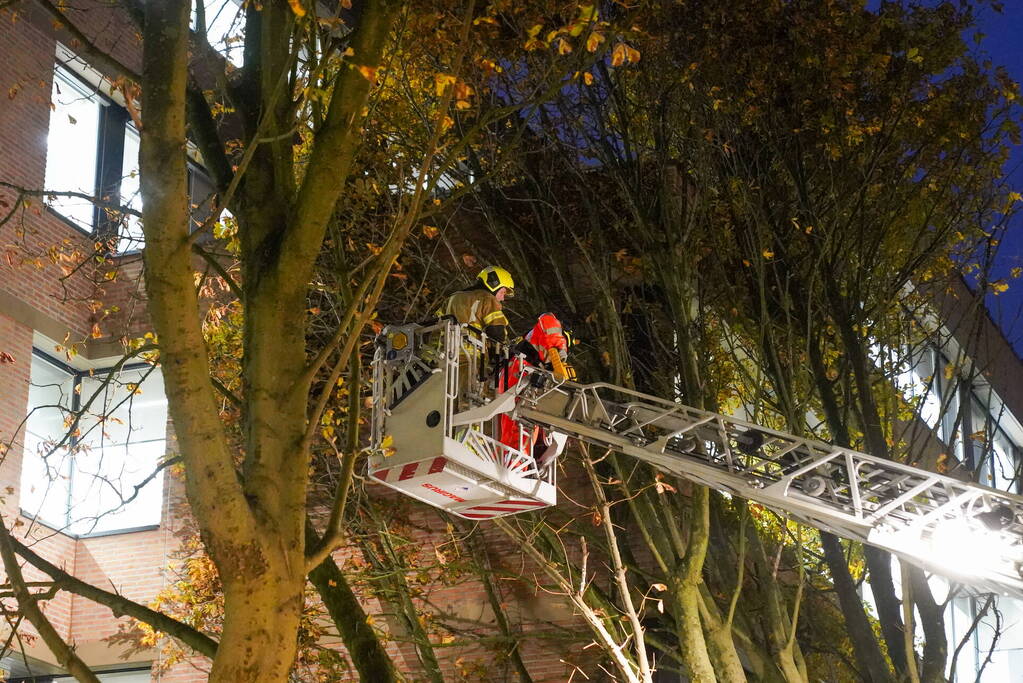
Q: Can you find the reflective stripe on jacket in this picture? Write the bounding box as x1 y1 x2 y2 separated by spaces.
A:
443 287 509 340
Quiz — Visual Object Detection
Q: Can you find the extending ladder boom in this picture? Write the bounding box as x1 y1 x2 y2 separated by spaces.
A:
514 372 1023 596
371 321 1023 597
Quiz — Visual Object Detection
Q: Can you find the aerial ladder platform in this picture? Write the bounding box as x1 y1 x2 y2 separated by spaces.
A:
369 320 1023 597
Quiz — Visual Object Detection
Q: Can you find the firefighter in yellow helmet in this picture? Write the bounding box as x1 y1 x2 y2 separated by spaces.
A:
442 266 514 342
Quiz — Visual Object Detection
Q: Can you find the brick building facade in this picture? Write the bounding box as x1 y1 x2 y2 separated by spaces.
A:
0 4 190 679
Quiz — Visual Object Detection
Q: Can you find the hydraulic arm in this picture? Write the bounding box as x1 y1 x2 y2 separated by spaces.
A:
371 320 1023 597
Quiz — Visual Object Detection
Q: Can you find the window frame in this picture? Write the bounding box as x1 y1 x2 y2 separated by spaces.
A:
45 48 217 253
20 349 167 538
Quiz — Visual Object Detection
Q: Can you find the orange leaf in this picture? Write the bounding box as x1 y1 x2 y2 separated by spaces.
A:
287 0 306 17
357 65 378 83
611 43 627 67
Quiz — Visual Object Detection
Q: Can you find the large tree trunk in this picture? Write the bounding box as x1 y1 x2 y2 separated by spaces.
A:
908 564 948 683
820 533 894 683
806 342 897 683
307 522 398 683
675 486 719 683
140 2 305 679
823 277 913 677
701 600 749 682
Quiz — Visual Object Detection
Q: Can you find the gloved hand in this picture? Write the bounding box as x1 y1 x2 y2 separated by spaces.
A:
548 350 570 382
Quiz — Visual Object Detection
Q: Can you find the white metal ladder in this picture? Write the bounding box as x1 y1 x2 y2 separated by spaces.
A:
373 321 1023 596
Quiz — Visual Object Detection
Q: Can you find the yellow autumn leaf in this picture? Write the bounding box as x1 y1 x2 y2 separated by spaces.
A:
434 73 457 96
422 225 439 238
586 31 605 53
583 71 594 86
287 0 306 17
626 46 641 63
992 281 1009 294
557 38 572 55
381 435 394 449
762 249 774 259
1009 191 1022 202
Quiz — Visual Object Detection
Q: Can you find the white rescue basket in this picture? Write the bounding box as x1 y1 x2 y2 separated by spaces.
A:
369 320 558 519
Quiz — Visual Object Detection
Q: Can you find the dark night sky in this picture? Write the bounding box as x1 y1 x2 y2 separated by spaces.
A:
975 3 1023 358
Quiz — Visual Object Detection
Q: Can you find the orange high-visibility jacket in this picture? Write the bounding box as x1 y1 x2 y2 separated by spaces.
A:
524 312 567 362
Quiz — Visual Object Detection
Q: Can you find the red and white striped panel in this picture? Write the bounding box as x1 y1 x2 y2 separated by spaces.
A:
372 456 447 483
458 499 550 520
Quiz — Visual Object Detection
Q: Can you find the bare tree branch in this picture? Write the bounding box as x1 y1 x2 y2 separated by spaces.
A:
0 519 101 682
9 529 218 658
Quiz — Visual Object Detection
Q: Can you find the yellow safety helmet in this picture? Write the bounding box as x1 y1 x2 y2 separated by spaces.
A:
477 266 515 297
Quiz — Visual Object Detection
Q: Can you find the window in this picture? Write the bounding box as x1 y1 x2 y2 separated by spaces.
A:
20 352 168 536
44 60 139 251
44 49 217 253
898 345 942 429
193 0 246 67
44 66 103 230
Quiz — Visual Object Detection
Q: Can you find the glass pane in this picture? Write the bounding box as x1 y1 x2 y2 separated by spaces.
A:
20 433 73 529
79 366 166 447
71 365 167 534
939 380 962 457
44 67 102 231
118 124 144 252
68 440 165 534
970 403 992 484
992 428 1019 493
193 0 245 66
946 597 978 678
25 356 75 443
21 355 76 528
